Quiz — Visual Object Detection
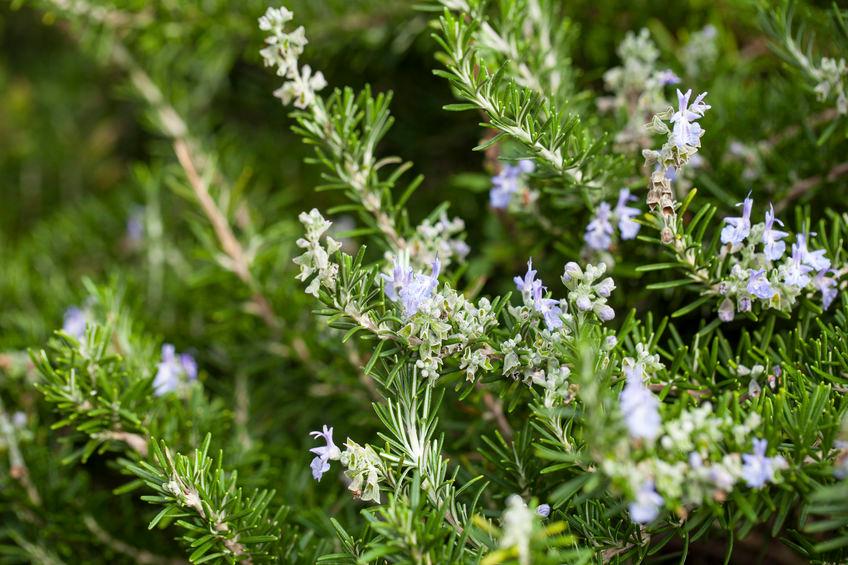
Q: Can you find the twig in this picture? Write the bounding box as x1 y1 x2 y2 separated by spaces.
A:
97 430 149 457
172 139 280 332
476 382 513 441
0 397 41 507
112 42 281 334
775 161 848 213
83 515 187 565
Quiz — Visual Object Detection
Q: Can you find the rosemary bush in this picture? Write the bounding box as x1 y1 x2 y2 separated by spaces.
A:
2 0 848 563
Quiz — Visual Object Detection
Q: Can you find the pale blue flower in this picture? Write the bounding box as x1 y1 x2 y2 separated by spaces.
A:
796 233 831 271
309 425 341 481
381 256 413 301
656 69 681 85
783 241 813 287
153 344 198 396
514 258 542 297
62 307 88 341
629 481 663 524
814 270 838 310
533 285 563 331
490 160 534 209
720 195 753 245
619 364 661 441
536 503 551 518
670 89 710 148
742 439 786 488
398 258 440 318
762 204 788 260
614 189 641 240
747 269 774 300
584 202 614 250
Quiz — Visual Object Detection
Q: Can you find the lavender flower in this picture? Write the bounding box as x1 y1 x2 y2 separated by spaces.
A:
783 240 813 288
514 259 542 297
532 285 563 331
670 89 710 148
762 204 788 260
720 195 753 246
153 344 198 396
814 270 838 310
535 503 551 518
746 269 774 300
614 189 641 240
656 69 681 86
62 307 88 341
629 481 663 524
795 234 831 271
398 258 441 318
381 255 413 301
619 363 661 441
309 425 341 481
489 160 535 209
584 201 614 250
741 438 787 488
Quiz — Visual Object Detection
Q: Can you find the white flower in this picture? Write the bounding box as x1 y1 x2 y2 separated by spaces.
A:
274 65 327 109
670 89 710 148
500 495 535 565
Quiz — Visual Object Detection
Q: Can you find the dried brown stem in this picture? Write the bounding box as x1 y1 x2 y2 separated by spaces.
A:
476 382 513 441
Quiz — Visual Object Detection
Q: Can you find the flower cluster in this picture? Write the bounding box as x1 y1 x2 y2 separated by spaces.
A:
153 344 197 396
513 259 565 331
713 196 840 321
294 209 341 297
380 251 497 380
489 160 536 210
501 330 572 406
340 439 383 503
560 261 616 322
605 392 786 525
599 29 681 150
259 7 326 109
584 188 641 251
400 210 470 271
811 57 847 115
382 253 441 318
643 89 710 219
681 25 718 78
